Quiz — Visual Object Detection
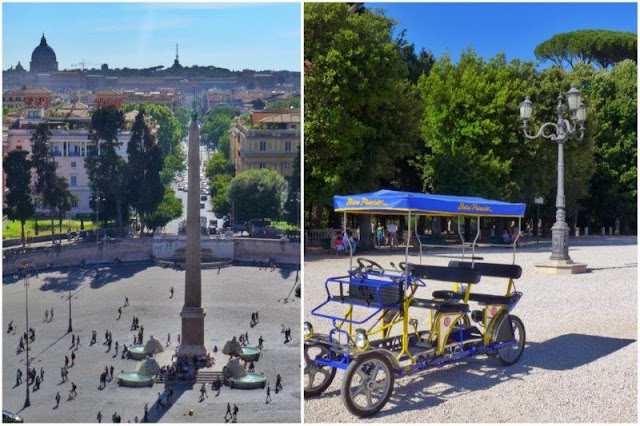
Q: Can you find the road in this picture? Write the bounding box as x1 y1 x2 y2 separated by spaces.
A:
165 142 222 235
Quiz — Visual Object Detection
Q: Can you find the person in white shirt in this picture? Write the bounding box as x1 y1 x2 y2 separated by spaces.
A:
387 222 398 248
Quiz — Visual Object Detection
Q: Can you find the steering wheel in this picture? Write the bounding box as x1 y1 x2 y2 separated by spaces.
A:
356 257 384 273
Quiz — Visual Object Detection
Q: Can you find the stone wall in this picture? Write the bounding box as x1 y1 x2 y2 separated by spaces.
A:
234 238 300 266
3 238 153 275
151 234 234 260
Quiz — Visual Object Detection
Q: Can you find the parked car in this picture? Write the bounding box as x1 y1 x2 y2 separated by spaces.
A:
3 410 24 423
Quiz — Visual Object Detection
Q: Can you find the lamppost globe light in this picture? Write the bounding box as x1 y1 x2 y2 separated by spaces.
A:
520 96 533 121
566 84 581 112
576 102 587 122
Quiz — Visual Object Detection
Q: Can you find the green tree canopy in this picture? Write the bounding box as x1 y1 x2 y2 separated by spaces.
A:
228 169 287 222
3 150 35 246
205 151 234 180
201 106 239 150
304 3 422 221
535 29 637 69
145 186 183 231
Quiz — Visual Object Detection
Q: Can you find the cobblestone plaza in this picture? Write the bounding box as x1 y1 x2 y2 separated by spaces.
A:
3 263 301 423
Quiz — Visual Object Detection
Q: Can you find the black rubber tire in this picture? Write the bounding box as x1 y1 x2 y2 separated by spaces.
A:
341 352 394 417
304 344 336 398
498 315 526 366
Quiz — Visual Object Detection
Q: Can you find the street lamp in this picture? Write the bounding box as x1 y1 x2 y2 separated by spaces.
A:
520 85 587 274
22 260 31 408
67 261 73 333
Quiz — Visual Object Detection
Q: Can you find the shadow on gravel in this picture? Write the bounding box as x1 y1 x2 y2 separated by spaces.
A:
31 263 151 294
143 382 192 423
334 333 636 419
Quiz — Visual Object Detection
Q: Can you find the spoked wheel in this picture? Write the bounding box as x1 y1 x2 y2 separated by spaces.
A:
497 315 526 366
341 352 394 417
304 344 336 398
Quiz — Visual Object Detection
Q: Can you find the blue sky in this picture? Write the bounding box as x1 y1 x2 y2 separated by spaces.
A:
370 2 637 67
3 3 301 71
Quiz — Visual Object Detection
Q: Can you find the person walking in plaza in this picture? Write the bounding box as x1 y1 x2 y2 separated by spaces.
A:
18 336 25 352
166 333 171 346
44 309 49 322
110 365 114 381
117 307 122 320
76 335 80 349
91 331 97 345
71 351 76 366
124 296 129 307
156 391 165 409
99 371 107 389
224 402 232 422
55 391 61 408
387 221 398 248
169 287 174 298
71 334 75 348
258 335 264 349
143 403 148 422
16 368 23 386
50 307 54 320
33 374 41 391
40 366 45 382
65 355 69 368
115 341 119 356
69 381 77 399
232 404 239 422
97 411 102 423
199 383 208 401
265 385 272 404
376 223 385 247
275 374 282 393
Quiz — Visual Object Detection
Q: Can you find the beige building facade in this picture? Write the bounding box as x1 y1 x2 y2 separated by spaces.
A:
231 110 300 177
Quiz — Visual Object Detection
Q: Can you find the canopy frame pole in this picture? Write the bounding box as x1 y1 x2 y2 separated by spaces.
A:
415 215 422 264
405 212 411 274
344 211 352 270
457 216 465 260
512 217 521 265
471 216 480 267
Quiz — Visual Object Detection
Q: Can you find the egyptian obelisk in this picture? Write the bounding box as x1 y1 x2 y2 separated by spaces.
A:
177 107 207 357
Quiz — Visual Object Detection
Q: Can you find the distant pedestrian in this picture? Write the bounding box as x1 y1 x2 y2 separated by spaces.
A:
69 382 77 398
265 386 271 403
134 416 138 423
143 403 148 422
224 403 232 421
107 339 112 352
169 287 174 298
71 334 75 347
258 336 264 349
124 296 129 307
115 341 119 355
40 367 45 381
110 365 114 380
177 334 181 344
275 374 282 393
167 333 171 346
45 309 49 322
50 307 54 320
55 391 61 408
65 355 69 368
233 404 238 422
91 331 97 345
156 391 165 409
117 307 122 320
99 372 106 389
97 411 102 423
76 335 80 349
200 383 208 400
71 351 76 366
16 368 22 386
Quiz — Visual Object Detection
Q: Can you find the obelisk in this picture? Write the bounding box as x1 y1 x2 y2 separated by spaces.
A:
177 108 207 357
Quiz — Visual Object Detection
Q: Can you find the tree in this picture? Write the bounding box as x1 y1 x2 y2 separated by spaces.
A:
4 150 35 247
86 106 128 234
584 59 637 231
201 106 238 149
30 122 58 234
267 97 300 110
284 147 301 225
535 30 637 69
227 169 287 222
160 149 186 185
124 103 182 156
205 151 233 181
127 108 165 232
145 186 183 231
210 174 232 218
174 106 191 137
304 3 422 238
51 176 76 232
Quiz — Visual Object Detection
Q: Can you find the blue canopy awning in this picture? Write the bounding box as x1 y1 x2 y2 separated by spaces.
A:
334 190 526 217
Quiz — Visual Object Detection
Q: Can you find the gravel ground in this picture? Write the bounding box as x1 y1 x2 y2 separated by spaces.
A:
3 263 301 423
303 236 637 423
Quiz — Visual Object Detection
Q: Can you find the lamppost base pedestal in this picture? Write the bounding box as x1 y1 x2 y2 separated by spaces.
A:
534 259 587 275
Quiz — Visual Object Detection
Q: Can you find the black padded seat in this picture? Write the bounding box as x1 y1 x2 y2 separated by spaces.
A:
409 298 468 313
431 290 520 305
405 264 481 284
448 261 522 279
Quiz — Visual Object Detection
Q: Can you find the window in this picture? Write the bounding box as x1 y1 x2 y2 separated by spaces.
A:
285 141 292 152
71 199 78 208
16 145 22 151
70 176 77 187
284 162 291 169
71 161 77 168
259 141 266 151
259 162 266 169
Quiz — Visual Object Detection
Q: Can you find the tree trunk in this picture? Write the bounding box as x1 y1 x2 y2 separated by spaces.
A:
35 217 39 236
21 221 25 248
310 203 323 228
51 211 55 246
432 217 441 236
357 214 373 251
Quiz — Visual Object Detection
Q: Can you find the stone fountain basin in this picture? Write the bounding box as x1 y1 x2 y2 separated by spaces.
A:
127 345 147 360
238 347 261 362
117 372 154 387
228 373 267 390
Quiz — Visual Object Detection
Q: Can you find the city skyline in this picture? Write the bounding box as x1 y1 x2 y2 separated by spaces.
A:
3 3 301 72
371 2 637 67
